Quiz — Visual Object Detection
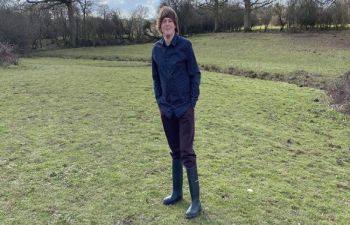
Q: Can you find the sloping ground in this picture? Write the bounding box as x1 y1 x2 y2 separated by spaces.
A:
35 31 350 89
0 58 349 224
286 31 350 50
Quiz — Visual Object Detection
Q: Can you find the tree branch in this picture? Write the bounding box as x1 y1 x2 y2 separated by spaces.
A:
251 0 276 9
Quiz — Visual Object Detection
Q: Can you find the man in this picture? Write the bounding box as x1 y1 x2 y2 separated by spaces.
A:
151 6 202 219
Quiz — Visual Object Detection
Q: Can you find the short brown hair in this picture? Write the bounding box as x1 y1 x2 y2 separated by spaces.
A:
156 6 179 34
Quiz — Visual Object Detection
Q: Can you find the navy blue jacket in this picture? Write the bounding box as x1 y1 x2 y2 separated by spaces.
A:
152 34 201 118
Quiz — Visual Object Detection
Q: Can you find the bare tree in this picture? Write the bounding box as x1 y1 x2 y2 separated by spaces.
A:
314 0 337 6
240 0 276 32
26 0 79 47
286 0 324 30
95 4 115 40
129 5 149 41
273 2 286 31
97 3 110 20
257 5 273 31
160 0 181 8
329 0 349 29
220 2 244 31
0 0 10 9
0 2 34 51
198 0 228 32
78 0 93 41
178 0 195 34
111 10 124 39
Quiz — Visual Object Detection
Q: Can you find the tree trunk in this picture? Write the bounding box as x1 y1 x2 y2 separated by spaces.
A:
244 0 252 32
279 16 284 31
66 1 76 47
214 0 219 32
83 9 86 40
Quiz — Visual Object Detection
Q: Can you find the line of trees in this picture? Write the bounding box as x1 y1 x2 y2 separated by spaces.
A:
163 0 349 33
0 0 156 51
0 0 349 51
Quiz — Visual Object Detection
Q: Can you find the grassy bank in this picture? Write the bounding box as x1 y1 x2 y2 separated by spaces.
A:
35 32 350 88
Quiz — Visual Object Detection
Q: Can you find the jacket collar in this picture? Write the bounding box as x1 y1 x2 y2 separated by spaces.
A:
161 34 178 47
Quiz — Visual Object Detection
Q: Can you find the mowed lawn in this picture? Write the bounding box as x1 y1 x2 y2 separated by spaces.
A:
37 31 350 82
0 57 349 224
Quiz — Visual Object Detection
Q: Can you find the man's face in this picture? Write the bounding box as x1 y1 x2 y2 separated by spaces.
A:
161 17 176 37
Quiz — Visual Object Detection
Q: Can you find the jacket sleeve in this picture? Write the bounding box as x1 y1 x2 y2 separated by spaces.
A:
152 48 162 103
186 42 201 108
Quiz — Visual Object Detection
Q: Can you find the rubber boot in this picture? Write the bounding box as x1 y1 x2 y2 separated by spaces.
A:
163 159 183 205
185 166 202 219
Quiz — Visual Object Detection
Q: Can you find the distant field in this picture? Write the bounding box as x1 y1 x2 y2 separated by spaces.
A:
1 58 349 224
252 25 350 31
36 31 350 86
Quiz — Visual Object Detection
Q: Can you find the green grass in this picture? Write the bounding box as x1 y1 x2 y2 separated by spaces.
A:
191 32 350 79
1 57 349 224
36 31 350 83
252 25 282 31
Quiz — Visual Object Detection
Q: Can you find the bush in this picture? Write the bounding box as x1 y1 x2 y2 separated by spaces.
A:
327 71 350 114
0 42 18 66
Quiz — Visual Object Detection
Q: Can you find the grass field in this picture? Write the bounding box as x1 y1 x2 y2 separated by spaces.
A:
36 31 350 87
1 57 349 224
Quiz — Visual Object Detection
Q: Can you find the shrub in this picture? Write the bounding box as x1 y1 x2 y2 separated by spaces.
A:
0 42 18 66
327 71 350 114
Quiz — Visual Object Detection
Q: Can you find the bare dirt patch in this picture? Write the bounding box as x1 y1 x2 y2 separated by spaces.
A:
327 71 350 114
201 64 327 89
284 31 350 50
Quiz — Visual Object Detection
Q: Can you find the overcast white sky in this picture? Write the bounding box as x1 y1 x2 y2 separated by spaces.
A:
99 0 289 19
99 0 161 19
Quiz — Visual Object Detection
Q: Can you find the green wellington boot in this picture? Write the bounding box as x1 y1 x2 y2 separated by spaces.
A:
185 166 202 219
163 159 183 205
